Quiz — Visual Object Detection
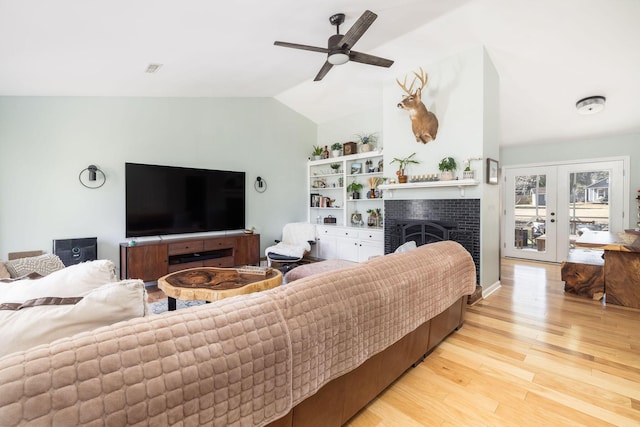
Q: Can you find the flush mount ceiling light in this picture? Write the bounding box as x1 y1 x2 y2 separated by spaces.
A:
576 96 606 115
145 63 163 74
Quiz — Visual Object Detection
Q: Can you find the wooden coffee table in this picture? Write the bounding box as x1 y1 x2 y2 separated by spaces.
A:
158 267 282 311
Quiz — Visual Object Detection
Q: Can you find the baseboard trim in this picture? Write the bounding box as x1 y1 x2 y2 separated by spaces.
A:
482 281 501 298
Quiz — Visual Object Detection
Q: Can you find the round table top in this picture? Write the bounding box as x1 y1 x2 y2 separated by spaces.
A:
158 267 282 302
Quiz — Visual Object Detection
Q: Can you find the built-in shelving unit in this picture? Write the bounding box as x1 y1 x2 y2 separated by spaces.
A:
308 151 384 228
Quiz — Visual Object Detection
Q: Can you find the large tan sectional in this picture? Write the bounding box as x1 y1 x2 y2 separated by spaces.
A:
0 241 476 426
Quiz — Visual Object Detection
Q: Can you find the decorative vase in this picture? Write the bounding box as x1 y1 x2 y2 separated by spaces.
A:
463 170 475 180
398 175 408 184
440 171 454 181
360 144 372 153
332 150 341 158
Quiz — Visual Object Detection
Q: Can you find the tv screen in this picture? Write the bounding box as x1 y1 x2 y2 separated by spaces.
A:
125 163 245 237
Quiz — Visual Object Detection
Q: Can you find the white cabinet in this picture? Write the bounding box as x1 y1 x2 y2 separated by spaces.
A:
314 225 383 262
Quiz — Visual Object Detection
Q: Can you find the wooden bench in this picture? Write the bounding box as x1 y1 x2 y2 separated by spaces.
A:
561 249 604 300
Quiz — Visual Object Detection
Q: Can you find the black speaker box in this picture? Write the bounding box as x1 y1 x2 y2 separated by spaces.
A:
53 237 98 267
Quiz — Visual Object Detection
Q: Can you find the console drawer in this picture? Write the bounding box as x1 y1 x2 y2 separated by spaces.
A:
203 256 235 268
168 240 204 255
358 230 383 242
168 260 203 272
203 238 235 251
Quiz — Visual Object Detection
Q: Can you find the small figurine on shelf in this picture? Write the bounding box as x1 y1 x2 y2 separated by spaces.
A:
322 145 330 159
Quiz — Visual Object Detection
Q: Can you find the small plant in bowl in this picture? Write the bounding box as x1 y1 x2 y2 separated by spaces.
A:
346 181 363 199
311 145 323 160
438 157 457 181
357 133 378 152
331 143 342 157
330 163 341 173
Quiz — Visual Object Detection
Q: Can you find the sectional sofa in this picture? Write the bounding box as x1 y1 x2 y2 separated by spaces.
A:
0 241 476 426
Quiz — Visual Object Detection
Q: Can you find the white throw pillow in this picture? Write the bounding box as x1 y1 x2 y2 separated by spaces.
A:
0 259 117 303
0 279 148 358
395 241 418 253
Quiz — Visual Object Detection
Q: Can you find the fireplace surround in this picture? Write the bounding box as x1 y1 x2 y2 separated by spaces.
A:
385 199 480 285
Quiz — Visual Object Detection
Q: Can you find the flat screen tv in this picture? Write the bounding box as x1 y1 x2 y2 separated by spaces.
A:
125 162 245 238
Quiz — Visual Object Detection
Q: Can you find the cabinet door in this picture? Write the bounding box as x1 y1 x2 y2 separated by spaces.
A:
234 234 260 266
124 245 168 281
337 238 359 262
317 235 338 260
358 240 384 262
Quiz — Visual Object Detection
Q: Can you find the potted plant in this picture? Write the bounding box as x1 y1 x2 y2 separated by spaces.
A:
390 153 419 183
346 181 363 199
330 163 341 174
462 157 481 180
357 133 378 153
312 145 323 160
331 143 342 158
438 157 457 181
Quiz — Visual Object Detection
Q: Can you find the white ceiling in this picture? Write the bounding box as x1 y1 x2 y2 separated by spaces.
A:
1 0 639 146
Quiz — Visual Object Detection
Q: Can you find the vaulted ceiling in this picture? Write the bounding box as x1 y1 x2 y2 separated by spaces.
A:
1 0 638 146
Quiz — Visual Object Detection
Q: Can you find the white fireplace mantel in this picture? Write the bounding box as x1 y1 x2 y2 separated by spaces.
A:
379 179 480 197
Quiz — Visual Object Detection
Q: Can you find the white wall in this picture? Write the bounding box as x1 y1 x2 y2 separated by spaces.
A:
317 107 383 150
500 132 640 229
0 97 316 272
316 46 501 290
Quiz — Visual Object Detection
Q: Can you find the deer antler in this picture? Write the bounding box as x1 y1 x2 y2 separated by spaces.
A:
396 74 417 95
412 67 428 91
396 67 429 95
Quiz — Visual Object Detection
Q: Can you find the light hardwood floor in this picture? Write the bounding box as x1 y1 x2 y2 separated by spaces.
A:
347 258 640 426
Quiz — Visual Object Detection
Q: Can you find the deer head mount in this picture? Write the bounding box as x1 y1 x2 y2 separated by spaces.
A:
396 67 439 144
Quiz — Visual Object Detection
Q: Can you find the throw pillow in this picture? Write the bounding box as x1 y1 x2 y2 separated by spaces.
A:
5 253 65 278
394 241 417 253
0 259 117 303
0 279 148 358
0 261 10 279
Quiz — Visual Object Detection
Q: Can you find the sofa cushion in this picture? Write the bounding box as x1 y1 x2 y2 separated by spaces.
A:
0 279 148 357
0 259 117 302
4 253 65 278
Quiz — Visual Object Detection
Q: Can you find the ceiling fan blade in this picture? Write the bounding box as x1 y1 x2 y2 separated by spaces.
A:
274 41 329 54
349 51 394 68
337 10 377 49
314 61 334 81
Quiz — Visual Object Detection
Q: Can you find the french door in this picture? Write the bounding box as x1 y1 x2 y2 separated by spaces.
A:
503 159 626 263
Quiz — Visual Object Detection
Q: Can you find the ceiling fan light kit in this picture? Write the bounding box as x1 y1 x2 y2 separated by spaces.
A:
274 10 394 81
576 95 606 115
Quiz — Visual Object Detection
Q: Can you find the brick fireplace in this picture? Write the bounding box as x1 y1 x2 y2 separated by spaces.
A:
384 199 481 286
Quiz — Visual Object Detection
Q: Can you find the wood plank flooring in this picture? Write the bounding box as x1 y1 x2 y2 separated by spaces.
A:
346 258 640 426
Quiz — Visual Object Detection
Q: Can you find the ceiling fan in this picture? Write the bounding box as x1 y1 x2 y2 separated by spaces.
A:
274 10 394 81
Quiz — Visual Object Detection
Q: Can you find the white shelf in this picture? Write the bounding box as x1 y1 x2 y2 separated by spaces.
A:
346 172 383 178
379 179 480 197
310 207 343 210
347 198 384 202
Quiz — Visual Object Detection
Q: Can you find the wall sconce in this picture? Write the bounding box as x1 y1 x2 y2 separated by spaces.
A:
254 176 267 193
79 164 106 189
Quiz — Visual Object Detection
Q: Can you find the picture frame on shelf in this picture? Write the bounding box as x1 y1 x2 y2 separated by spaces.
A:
350 163 362 175
487 158 499 184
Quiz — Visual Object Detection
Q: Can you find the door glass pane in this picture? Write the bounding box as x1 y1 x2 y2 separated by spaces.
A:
568 170 610 249
513 174 547 253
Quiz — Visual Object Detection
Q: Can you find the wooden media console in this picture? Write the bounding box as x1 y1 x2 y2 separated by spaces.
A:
120 233 260 282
